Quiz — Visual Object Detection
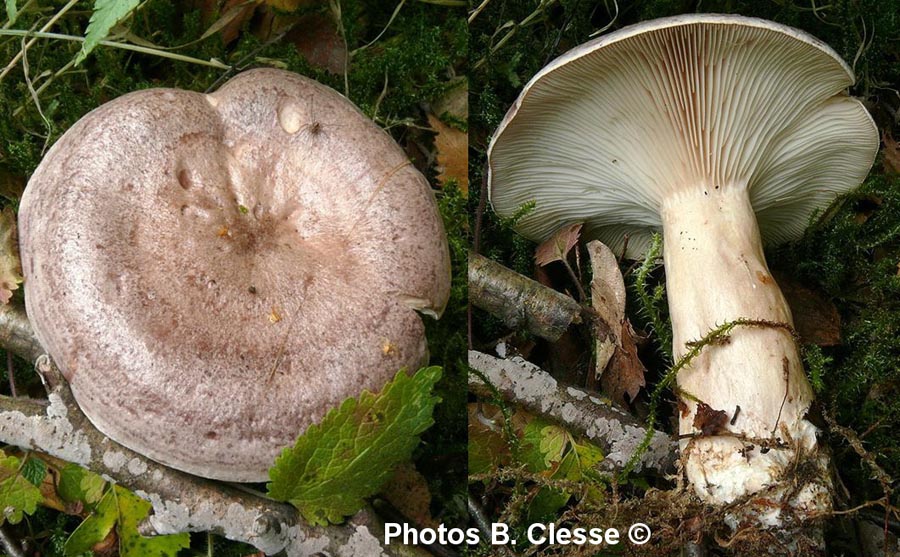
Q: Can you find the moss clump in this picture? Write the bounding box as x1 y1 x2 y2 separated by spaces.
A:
775 174 900 501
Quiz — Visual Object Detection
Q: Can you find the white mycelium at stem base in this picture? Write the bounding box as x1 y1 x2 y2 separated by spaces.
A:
662 185 825 508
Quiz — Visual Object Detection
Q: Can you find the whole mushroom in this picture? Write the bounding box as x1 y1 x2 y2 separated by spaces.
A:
488 14 877 514
19 68 451 482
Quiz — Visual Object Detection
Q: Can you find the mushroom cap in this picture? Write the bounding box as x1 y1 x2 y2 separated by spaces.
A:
19 69 451 482
488 14 878 259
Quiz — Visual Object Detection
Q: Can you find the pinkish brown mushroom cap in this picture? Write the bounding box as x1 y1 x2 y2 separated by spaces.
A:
19 68 451 482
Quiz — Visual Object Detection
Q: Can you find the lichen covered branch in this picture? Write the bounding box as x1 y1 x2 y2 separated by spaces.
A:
469 251 582 341
0 304 422 557
468 350 675 473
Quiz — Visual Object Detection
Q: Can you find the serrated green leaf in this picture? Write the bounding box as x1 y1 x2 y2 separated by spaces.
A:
58 464 107 506
115 486 190 557
21 457 47 486
268 367 442 525
0 207 23 304
65 489 117 556
75 0 141 65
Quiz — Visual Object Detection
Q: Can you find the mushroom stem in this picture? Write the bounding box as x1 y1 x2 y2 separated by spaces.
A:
660 186 829 511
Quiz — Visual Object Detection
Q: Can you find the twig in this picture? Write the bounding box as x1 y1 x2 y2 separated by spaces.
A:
0 304 45 363
0 0 78 82
468 0 492 24
468 350 675 473
0 525 25 557
350 0 406 56
467 495 515 556
6 351 16 397
469 252 583 341
0 30 232 69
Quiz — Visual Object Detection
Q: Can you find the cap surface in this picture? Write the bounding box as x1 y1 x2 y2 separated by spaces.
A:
488 14 878 258
19 68 450 481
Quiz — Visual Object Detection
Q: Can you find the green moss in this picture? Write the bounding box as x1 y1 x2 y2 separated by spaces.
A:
774 174 900 502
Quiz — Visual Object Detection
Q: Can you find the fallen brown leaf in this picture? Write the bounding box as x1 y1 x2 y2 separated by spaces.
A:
0 207 22 304
380 462 435 528
600 319 646 406
692 402 729 436
427 113 468 194
286 10 347 74
772 270 841 346
535 223 582 267
215 0 261 45
587 240 626 377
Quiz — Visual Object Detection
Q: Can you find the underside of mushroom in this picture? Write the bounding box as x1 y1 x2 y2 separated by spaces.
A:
488 14 878 518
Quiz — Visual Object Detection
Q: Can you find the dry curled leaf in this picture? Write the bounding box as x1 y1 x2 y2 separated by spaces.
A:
427 113 468 194
535 223 582 267
693 402 730 437
380 462 435 528
600 320 646 406
587 240 626 376
287 10 347 74
0 207 22 304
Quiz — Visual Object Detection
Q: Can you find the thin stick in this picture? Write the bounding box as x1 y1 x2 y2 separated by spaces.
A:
0 0 78 82
6 351 16 397
0 30 232 69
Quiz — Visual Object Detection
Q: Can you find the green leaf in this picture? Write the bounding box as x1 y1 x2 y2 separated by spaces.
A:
268 367 442 525
115 487 190 557
0 452 42 525
4 0 16 26
20 457 47 487
66 487 189 557
519 417 552 473
58 464 107 506
538 425 567 468
64 489 117 556
76 0 141 65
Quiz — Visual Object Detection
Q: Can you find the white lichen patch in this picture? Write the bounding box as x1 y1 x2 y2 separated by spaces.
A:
560 403 578 423
127 457 148 476
143 493 297 556
102 450 128 473
469 351 558 412
337 525 387 557
285 525 331 557
0 393 91 465
566 386 587 400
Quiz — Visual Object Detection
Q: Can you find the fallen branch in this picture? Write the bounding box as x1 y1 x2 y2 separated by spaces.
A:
0 303 45 363
0 304 426 557
468 350 676 474
469 251 582 341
